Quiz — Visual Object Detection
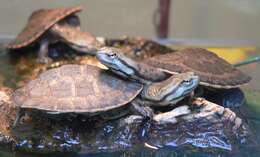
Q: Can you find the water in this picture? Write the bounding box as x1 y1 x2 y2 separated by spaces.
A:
0 42 260 157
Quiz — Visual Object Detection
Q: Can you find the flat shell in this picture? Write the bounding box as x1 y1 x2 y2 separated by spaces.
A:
145 48 251 88
7 6 82 49
13 64 143 113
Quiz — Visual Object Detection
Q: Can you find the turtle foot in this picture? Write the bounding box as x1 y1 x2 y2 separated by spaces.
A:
153 105 191 124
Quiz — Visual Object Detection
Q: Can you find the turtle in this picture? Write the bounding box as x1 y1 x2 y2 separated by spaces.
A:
96 47 251 108
143 48 252 107
144 48 251 89
12 64 199 126
6 6 100 63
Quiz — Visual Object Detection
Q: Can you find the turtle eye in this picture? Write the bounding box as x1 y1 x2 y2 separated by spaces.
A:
109 53 117 58
183 79 191 85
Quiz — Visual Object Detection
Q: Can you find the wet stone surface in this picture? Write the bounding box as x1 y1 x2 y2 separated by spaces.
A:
0 88 257 154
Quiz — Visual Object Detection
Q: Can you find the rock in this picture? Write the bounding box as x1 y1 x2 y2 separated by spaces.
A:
0 89 256 154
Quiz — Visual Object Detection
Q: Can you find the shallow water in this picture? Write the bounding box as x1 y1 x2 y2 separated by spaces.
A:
0 42 260 157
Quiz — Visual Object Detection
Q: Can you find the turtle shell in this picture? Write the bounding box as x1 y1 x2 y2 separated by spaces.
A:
145 48 251 89
13 64 143 113
7 6 82 49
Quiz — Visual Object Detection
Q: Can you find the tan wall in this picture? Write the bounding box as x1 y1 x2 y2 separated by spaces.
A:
0 0 259 45
171 0 260 43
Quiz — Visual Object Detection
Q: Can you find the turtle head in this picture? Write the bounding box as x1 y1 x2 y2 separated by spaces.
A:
144 72 200 105
51 24 101 55
167 72 200 104
68 31 101 54
96 47 139 79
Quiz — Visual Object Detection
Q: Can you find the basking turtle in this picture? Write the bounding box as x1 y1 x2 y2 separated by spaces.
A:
144 48 251 89
13 64 199 126
96 47 251 107
144 48 251 107
7 6 100 63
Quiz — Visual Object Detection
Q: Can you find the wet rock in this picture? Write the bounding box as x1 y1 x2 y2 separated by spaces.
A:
147 98 253 151
0 89 256 154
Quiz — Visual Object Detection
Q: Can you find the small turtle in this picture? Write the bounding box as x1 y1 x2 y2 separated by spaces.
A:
7 6 100 63
96 47 251 107
144 48 251 107
144 48 251 89
13 64 199 126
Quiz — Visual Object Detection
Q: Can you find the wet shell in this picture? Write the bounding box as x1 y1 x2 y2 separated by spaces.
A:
7 6 82 49
145 48 251 89
13 64 143 113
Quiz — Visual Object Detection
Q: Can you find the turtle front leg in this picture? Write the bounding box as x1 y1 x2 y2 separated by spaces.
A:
131 100 191 124
131 99 154 119
37 39 52 64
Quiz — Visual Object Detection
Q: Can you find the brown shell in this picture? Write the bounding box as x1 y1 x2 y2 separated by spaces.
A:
145 48 251 89
7 6 82 49
13 64 143 113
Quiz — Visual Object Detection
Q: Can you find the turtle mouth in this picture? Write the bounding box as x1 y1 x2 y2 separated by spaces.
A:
182 77 200 95
166 77 200 104
165 86 197 105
